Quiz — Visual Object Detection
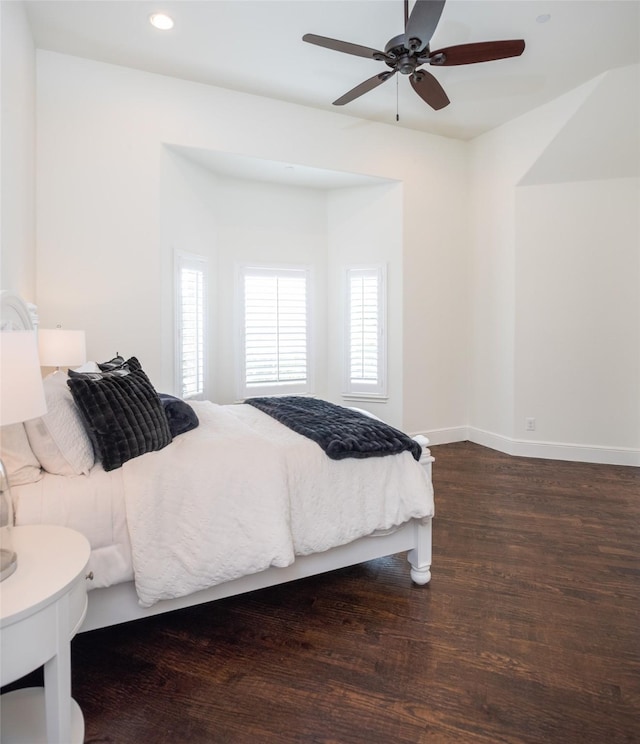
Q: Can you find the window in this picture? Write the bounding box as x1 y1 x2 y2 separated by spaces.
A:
176 252 206 399
344 265 387 398
238 265 312 397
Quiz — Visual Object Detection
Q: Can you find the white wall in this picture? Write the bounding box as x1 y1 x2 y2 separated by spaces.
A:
326 183 403 425
0 1 36 300
35 50 468 434
158 147 221 397
402 174 470 438
212 175 329 404
26 37 638 462
160 147 330 404
160 146 406 419
515 178 639 455
469 66 640 464
468 77 599 445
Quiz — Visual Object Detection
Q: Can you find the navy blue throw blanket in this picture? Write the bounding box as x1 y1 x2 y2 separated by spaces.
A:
245 396 422 462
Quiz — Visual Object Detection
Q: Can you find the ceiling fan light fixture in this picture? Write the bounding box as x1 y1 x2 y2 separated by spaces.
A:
150 13 174 31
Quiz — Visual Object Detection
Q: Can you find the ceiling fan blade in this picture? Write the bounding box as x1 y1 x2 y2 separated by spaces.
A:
333 71 396 106
303 33 387 61
410 69 450 110
427 39 526 66
405 0 447 53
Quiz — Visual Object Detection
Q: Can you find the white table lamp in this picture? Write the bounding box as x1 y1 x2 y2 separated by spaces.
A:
0 331 48 580
38 328 86 370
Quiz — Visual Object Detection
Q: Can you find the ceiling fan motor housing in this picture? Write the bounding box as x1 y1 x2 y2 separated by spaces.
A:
384 34 421 75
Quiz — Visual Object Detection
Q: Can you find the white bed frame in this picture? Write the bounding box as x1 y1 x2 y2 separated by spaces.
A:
81 452 433 631
1 290 434 633
82 491 433 631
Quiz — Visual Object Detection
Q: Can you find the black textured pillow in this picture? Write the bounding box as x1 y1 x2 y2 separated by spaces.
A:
158 394 199 437
67 360 172 471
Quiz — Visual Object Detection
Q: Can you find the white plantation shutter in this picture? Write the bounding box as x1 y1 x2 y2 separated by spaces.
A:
176 253 206 398
240 266 311 396
345 266 386 397
350 272 379 382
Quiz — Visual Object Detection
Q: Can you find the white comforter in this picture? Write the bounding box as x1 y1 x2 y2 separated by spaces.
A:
123 401 433 607
227 403 433 555
122 403 295 607
16 401 434 608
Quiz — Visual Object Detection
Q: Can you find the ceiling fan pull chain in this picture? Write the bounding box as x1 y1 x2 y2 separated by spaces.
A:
396 74 400 122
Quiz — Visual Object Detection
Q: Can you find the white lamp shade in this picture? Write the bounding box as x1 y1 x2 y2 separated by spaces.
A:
0 331 48 426
38 329 86 368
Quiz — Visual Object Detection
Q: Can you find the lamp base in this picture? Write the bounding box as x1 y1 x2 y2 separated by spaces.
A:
0 547 17 581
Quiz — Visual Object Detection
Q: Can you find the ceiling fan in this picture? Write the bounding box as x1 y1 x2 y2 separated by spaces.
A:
303 0 525 111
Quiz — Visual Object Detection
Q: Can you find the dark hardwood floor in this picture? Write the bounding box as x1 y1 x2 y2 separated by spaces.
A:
10 443 640 743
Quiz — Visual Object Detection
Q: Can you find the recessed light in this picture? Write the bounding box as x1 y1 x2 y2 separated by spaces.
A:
150 13 174 31
536 13 551 23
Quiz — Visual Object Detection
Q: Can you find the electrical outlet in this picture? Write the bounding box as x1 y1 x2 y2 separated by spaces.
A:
525 417 536 431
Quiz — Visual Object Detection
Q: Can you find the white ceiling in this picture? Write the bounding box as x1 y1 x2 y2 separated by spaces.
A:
25 0 640 141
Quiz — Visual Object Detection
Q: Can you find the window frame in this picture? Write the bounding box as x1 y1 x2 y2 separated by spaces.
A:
236 263 314 399
174 250 207 400
343 264 387 400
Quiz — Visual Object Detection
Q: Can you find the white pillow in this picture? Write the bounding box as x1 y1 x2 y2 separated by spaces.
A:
73 361 100 374
24 372 95 476
0 423 43 486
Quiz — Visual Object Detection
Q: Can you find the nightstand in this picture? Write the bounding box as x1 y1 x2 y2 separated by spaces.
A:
0 525 91 743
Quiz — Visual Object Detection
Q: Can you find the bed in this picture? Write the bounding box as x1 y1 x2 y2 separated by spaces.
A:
0 291 434 633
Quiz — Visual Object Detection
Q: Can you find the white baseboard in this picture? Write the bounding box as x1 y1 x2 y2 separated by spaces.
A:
413 425 640 467
412 426 468 447
510 440 640 467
